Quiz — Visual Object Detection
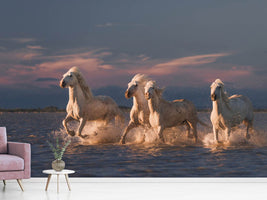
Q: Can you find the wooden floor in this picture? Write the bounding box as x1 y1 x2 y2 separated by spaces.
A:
1 178 267 200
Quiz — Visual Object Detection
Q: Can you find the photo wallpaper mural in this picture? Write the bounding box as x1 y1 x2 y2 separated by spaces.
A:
0 0 267 177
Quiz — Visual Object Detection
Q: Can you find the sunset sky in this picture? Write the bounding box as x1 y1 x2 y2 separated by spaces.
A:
0 0 267 108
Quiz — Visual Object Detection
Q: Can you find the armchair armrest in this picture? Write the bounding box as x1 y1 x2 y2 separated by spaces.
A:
7 142 31 178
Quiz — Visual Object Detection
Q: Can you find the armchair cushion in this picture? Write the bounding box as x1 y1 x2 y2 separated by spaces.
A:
8 142 31 178
0 127 7 153
0 154 24 171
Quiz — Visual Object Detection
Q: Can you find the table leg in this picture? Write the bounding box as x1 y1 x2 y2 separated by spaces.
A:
57 174 59 193
65 174 71 191
45 174 52 191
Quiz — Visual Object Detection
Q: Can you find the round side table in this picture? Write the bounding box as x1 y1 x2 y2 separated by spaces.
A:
43 169 75 193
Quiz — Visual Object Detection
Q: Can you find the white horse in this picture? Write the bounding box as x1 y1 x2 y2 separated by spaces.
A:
210 79 254 144
60 67 125 138
145 81 204 143
119 74 151 144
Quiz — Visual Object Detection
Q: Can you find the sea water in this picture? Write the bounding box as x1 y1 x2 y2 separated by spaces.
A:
0 112 267 177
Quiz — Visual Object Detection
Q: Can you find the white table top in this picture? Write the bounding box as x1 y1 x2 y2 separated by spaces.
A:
42 169 75 175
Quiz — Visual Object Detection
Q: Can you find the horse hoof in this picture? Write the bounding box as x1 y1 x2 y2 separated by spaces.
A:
119 139 126 145
246 135 251 140
68 131 76 137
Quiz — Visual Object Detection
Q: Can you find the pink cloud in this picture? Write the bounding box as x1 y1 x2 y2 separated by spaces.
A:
128 53 231 75
0 48 115 88
184 66 252 86
27 45 45 50
0 49 42 63
0 47 260 89
37 51 114 75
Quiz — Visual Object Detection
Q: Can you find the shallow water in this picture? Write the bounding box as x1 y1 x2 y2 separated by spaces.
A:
1 112 267 177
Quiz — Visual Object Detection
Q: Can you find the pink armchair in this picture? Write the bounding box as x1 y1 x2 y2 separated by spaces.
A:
0 127 31 191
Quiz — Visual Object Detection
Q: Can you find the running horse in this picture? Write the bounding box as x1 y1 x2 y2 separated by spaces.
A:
144 80 206 143
60 67 124 138
119 74 151 144
210 79 254 144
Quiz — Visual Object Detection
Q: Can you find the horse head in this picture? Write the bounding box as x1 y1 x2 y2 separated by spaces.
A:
210 79 225 101
60 67 93 100
125 74 149 99
144 81 164 100
60 67 80 88
125 80 138 98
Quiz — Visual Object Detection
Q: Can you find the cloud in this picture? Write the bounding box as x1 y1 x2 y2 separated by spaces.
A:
35 77 58 82
0 48 42 64
0 44 116 87
0 38 43 65
129 53 231 75
0 38 36 43
37 50 114 73
0 45 260 90
115 52 258 88
138 54 150 61
27 45 45 50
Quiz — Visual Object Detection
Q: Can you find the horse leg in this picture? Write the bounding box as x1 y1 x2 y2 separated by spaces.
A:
244 119 253 140
119 121 137 144
192 123 198 143
187 121 198 143
185 121 193 138
157 126 165 143
246 125 251 140
77 118 87 138
62 115 75 136
213 126 219 144
225 127 231 143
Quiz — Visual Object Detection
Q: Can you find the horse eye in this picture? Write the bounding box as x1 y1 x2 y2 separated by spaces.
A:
69 74 72 77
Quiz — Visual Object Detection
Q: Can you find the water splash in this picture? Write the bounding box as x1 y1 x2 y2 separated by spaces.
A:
202 127 267 149
52 113 267 149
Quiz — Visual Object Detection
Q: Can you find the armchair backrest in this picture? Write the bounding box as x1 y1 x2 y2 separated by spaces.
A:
0 127 7 153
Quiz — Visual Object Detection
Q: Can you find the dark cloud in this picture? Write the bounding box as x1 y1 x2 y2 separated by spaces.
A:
35 78 58 82
0 1 267 108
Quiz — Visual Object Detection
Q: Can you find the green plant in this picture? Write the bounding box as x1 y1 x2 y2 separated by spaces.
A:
47 138 71 160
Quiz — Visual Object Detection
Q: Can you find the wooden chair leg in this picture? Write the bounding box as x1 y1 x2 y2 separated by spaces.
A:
17 179 24 191
3 180 6 185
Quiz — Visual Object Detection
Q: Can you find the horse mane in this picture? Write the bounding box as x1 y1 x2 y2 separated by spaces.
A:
68 67 93 100
147 80 165 98
155 87 165 98
214 79 231 108
131 74 151 86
